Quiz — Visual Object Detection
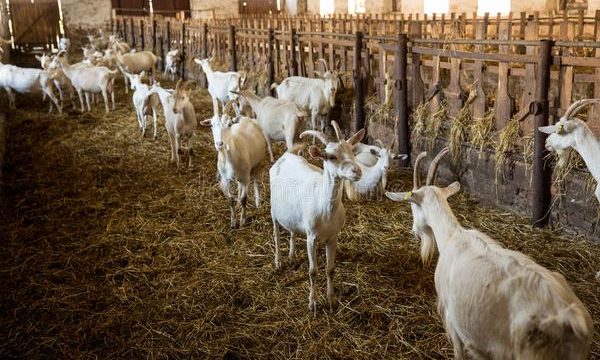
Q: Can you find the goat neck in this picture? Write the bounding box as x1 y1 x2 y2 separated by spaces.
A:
422 192 460 254
571 128 600 181
320 160 345 214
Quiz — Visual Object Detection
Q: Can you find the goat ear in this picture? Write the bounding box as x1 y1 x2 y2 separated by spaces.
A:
386 191 423 204
35 55 41 61
200 118 212 127
193 58 202 64
308 146 325 160
314 71 323 78
442 181 461 198
347 128 365 145
395 154 409 160
538 125 557 134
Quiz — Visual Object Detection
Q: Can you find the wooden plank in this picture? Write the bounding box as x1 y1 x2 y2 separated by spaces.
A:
521 19 539 133
409 21 424 108
495 21 513 129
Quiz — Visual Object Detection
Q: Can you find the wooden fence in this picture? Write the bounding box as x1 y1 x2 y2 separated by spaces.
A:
112 11 600 227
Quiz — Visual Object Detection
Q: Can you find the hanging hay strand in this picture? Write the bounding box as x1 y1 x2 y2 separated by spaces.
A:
494 118 521 197
448 87 477 164
411 101 429 147
470 108 495 157
426 99 448 151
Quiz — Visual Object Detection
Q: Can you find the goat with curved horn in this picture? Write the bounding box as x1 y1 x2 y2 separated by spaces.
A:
300 130 329 146
331 120 343 140
413 152 428 190
563 98 600 120
426 147 450 186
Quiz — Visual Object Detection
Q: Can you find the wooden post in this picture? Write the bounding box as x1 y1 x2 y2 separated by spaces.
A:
290 28 297 76
532 40 553 227
152 19 157 53
268 28 275 96
353 31 365 135
140 19 145 50
203 23 209 58
181 22 186 80
130 18 136 48
396 33 409 166
166 21 171 52
230 25 237 72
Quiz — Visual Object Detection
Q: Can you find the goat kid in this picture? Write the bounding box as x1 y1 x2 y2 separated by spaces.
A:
270 121 364 314
344 136 407 200
125 71 160 139
386 148 593 360
150 81 197 168
164 49 180 81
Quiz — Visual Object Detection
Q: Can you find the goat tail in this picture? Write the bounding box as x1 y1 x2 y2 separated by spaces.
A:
287 142 305 155
538 303 592 341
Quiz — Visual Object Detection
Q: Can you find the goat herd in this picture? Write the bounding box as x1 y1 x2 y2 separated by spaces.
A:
0 31 599 359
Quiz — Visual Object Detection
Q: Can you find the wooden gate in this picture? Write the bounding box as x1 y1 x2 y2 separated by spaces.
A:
9 0 60 47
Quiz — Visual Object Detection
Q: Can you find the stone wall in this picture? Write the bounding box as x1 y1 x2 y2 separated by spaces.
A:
190 0 239 19
61 0 112 33
365 115 600 242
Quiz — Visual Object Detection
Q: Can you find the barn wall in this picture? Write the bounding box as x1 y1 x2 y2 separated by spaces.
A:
190 0 239 19
61 0 112 31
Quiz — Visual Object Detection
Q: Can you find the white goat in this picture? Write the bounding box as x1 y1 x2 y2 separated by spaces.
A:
125 71 160 140
55 51 117 113
0 62 61 114
150 81 197 168
109 35 130 54
200 103 267 228
270 122 364 313
164 49 180 81
272 59 339 132
233 90 306 162
117 51 158 93
344 137 407 201
386 148 593 360
538 98 600 282
36 53 75 106
194 57 246 117
58 37 70 53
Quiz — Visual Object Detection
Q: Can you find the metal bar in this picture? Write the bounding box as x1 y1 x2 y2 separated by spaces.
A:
230 25 237 72
140 19 145 50
354 31 365 135
396 33 409 167
152 19 157 53
532 39 554 227
130 18 136 48
268 28 275 96
181 22 186 80
290 28 297 76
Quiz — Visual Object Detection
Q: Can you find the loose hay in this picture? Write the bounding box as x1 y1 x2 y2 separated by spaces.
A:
411 101 429 148
448 87 477 164
470 108 495 157
426 100 447 151
0 69 599 359
494 117 521 197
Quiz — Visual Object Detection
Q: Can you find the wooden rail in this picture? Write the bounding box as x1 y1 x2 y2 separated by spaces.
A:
112 12 600 226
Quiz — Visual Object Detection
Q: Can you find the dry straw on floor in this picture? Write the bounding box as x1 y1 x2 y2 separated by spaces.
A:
0 77 599 359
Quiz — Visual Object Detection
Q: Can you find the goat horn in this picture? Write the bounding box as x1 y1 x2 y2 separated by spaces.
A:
175 79 183 91
331 120 343 140
426 147 450 186
300 130 329 146
374 139 385 149
390 138 397 150
563 98 600 120
317 58 329 72
413 152 427 190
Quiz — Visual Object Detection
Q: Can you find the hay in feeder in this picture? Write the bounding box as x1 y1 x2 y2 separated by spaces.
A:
470 108 495 157
411 102 429 148
494 118 521 197
448 87 477 164
0 72 599 359
426 100 448 151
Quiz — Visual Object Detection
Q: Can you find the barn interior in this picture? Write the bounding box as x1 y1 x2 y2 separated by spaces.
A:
0 0 599 359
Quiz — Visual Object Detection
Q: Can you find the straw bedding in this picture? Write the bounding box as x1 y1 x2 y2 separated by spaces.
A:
0 79 599 359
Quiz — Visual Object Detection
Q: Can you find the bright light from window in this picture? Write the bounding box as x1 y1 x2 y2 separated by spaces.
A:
424 0 449 14
348 0 365 14
478 0 510 15
320 0 334 15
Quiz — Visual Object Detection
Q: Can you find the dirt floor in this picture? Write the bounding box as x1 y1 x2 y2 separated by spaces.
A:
0 70 599 359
